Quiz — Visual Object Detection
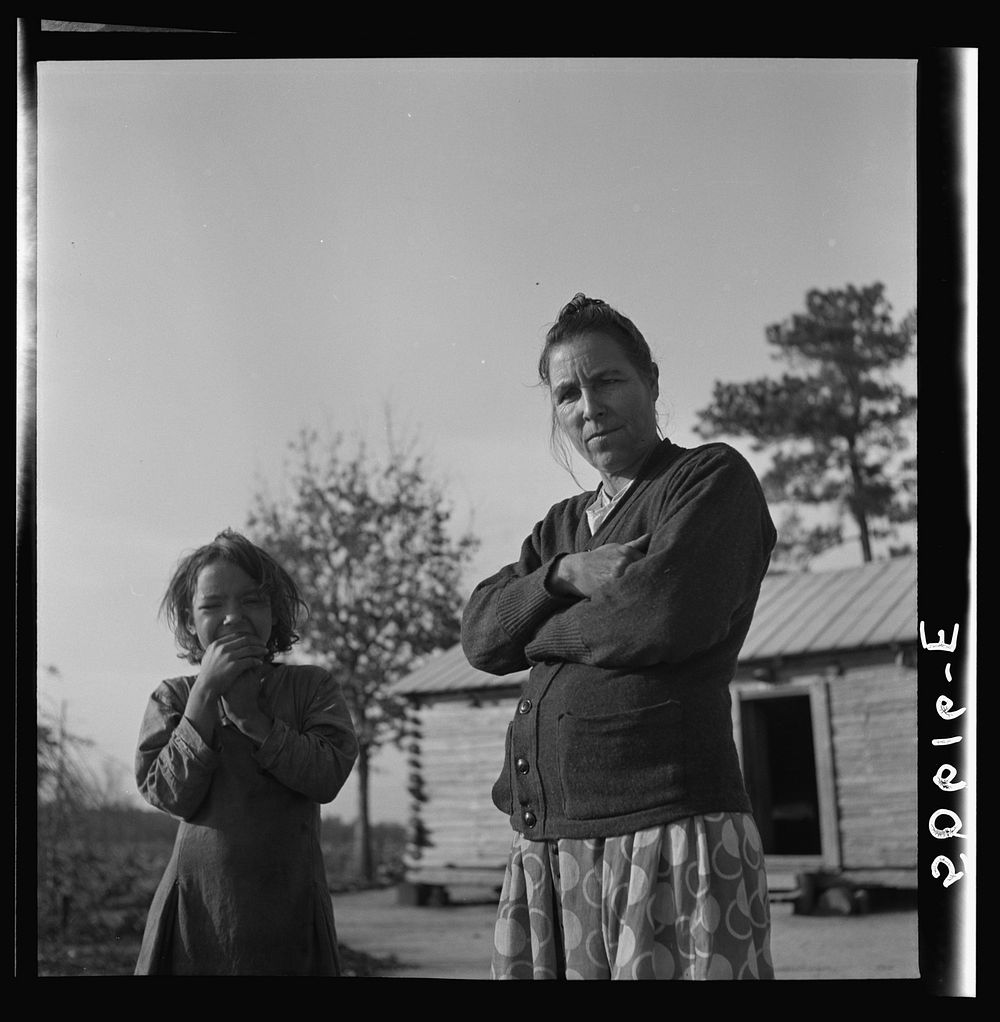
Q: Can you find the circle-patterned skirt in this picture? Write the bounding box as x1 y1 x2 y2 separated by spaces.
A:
492 812 774 980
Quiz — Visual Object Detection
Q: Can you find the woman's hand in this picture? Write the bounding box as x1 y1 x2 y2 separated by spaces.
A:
550 533 652 598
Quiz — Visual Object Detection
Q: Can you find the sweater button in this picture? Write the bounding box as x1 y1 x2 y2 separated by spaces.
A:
523 810 537 828
515 757 529 774
517 699 532 714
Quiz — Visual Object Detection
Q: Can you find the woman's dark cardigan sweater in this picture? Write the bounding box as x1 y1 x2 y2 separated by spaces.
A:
461 439 777 840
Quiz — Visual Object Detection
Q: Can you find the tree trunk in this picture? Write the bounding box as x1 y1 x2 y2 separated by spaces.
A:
847 443 873 563
855 513 873 563
354 745 375 884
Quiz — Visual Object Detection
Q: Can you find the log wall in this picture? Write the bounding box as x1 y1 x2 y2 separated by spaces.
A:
827 661 918 871
404 695 516 876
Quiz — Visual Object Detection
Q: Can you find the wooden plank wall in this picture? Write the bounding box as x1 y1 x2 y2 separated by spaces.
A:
405 660 919 882
407 697 516 872
828 662 918 870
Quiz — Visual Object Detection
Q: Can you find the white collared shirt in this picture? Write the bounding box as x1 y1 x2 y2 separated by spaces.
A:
585 481 634 535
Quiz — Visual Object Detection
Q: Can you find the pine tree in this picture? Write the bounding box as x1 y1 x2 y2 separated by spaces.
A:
695 283 916 567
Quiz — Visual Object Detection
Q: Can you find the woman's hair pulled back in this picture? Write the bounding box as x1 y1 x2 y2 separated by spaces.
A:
538 293 656 387
538 294 660 482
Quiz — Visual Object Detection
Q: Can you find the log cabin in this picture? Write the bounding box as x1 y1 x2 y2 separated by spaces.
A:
392 553 918 906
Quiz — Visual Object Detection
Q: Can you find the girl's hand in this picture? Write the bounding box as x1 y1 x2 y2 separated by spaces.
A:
221 668 273 746
551 533 652 598
196 633 270 697
183 634 267 745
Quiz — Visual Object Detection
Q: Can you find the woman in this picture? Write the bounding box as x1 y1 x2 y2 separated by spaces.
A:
461 294 777 980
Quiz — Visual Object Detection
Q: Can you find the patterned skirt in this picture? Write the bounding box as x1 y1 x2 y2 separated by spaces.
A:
492 812 774 980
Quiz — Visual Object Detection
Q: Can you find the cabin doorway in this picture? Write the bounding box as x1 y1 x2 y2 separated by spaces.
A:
738 691 822 856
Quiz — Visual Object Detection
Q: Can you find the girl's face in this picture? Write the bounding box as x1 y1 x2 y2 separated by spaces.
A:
189 560 274 653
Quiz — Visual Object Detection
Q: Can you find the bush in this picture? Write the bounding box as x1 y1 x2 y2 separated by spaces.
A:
321 817 407 888
33 807 407 975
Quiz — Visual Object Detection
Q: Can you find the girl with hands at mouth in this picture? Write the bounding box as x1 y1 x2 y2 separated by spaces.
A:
134 529 358 976
180 557 276 747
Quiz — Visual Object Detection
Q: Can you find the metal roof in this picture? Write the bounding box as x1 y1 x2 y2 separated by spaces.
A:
393 642 527 696
739 552 917 662
393 554 917 696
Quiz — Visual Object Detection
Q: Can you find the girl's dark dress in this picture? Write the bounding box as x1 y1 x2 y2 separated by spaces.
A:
134 664 358 975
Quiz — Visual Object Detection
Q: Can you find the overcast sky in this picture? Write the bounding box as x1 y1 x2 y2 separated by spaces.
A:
31 56 921 824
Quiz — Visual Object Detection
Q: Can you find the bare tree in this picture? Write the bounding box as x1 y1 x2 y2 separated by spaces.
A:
248 427 478 882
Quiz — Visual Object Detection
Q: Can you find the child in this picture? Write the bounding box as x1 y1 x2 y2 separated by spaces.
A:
134 529 359 975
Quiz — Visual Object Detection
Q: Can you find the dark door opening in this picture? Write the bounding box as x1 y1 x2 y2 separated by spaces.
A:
740 693 822 856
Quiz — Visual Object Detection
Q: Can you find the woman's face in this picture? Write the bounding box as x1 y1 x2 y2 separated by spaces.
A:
547 331 660 490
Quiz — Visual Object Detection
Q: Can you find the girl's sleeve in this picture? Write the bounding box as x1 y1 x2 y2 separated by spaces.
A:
461 522 579 676
523 448 777 669
253 670 358 805
135 681 220 820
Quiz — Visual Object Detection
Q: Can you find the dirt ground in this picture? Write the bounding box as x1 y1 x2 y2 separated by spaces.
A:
332 885 920 982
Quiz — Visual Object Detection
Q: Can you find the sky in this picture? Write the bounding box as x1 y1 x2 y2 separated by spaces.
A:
28 55 922 825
